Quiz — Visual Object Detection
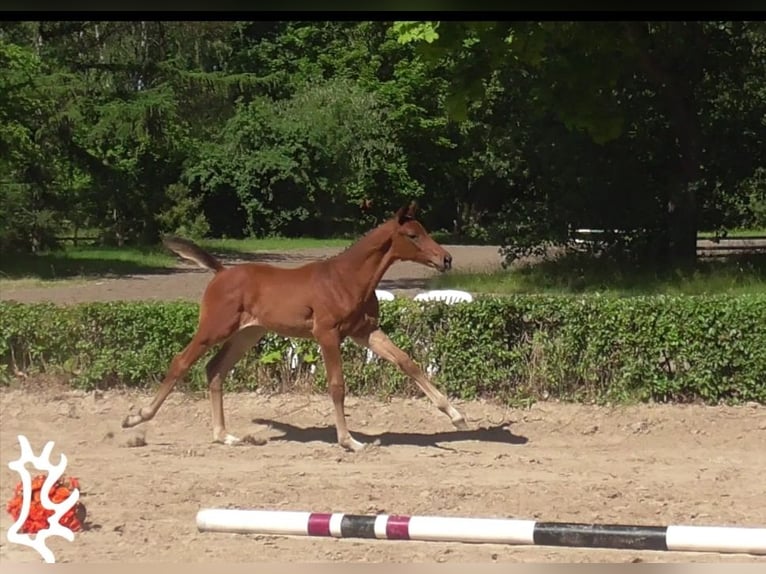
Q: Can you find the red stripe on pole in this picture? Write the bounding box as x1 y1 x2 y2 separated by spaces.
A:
386 515 411 540
307 513 332 536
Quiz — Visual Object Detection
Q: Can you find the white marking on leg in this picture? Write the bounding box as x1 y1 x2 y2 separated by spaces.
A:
223 434 241 446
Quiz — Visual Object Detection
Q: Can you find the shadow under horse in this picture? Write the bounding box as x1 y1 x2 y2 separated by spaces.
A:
252 419 529 450
121 202 471 452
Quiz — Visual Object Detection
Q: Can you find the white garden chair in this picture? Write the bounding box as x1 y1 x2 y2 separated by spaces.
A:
413 289 474 304
375 289 395 301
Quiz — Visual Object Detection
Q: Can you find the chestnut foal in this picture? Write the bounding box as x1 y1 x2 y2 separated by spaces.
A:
121 202 468 451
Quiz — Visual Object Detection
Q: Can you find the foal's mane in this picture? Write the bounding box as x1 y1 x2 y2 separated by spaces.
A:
333 215 399 260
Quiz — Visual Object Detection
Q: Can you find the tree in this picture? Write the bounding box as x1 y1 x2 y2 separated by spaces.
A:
2 20 762 257
393 21 766 267
0 36 84 252
187 77 418 238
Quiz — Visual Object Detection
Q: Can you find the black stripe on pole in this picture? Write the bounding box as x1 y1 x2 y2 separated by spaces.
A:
533 522 669 551
339 514 378 539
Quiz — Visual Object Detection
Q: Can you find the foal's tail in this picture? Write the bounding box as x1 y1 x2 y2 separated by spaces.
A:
162 235 225 274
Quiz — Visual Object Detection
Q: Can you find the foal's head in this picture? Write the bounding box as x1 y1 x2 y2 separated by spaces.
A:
389 202 452 272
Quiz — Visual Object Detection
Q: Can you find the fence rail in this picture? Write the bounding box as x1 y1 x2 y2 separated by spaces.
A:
571 228 766 257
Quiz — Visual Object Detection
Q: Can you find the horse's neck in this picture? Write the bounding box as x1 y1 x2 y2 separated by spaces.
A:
331 224 395 302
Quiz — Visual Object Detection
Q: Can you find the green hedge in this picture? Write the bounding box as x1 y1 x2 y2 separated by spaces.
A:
1 295 764 405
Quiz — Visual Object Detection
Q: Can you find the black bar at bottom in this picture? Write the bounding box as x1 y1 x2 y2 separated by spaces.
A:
533 522 669 551
340 514 378 539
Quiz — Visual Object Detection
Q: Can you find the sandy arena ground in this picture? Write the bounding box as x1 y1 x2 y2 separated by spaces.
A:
1 383 765 564
1 243 765 563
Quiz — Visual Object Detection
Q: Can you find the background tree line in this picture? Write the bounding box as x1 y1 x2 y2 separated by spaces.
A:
1 20 764 267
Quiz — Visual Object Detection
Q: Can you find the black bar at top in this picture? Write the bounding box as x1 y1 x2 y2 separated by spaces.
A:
533 522 669 551
340 514 378 539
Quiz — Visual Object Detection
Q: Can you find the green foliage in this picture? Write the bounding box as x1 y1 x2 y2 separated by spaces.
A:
391 22 440 45
1 20 765 272
395 21 766 267
187 76 419 238
155 182 211 239
2 297 764 405
0 39 71 252
737 168 766 229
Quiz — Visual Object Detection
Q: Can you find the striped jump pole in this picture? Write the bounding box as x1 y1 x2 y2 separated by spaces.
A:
196 508 766 556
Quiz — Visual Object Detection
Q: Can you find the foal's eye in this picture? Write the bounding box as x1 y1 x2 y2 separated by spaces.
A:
407 233 418 240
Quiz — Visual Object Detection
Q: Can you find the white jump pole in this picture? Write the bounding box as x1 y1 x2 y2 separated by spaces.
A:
196 508 766 555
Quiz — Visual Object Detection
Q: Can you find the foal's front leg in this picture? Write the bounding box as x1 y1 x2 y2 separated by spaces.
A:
353 328 468 430
316 331 366 452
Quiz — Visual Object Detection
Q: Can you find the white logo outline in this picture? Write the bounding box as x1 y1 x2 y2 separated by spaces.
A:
6 434 81 563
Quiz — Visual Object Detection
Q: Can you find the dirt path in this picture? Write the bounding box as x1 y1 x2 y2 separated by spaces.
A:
1 383 764 563
0 245 504 305
3 238 763 305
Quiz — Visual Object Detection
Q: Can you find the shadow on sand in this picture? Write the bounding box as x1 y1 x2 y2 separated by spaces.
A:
251 418 529 450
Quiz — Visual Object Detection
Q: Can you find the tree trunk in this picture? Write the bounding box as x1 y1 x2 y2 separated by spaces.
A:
35 22 43 56
666 97 700 269
624 23 702 268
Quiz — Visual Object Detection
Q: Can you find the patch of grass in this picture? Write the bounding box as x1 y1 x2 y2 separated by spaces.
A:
429 252 766 296
0 236 351 284
0 246 177 282
198 236 350 257
0 277 91 290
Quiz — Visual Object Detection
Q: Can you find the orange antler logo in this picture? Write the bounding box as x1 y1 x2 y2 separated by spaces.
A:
6 435 84 563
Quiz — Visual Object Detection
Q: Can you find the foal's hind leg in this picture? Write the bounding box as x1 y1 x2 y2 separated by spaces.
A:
205 326 265 445
121 308 239 431
353 329 468 430
121 333 213 429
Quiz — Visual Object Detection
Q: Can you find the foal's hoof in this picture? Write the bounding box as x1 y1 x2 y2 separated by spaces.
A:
121 412 144 428
340 437 367 452
214 433 243 446
451 416 470 431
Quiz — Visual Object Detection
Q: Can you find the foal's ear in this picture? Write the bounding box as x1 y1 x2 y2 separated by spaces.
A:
395 201 418 224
